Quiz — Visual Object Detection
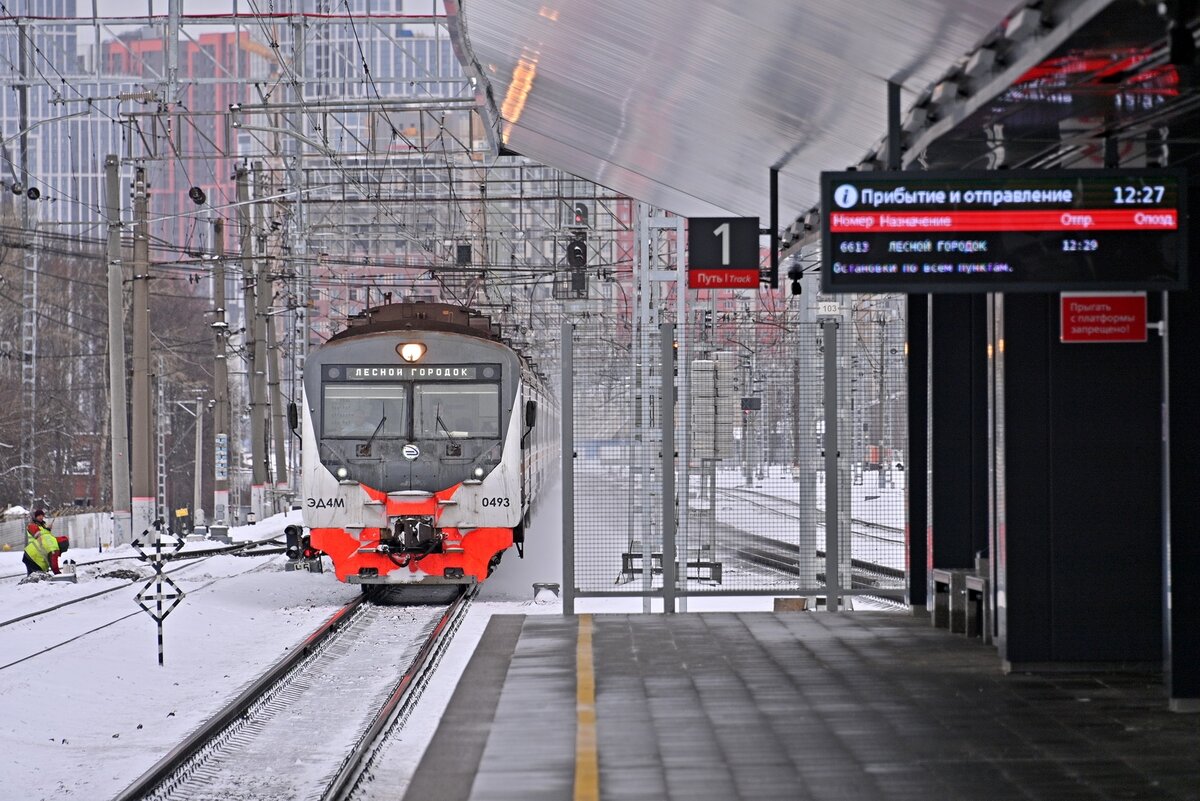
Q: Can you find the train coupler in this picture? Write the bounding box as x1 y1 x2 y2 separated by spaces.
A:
388 515 441 553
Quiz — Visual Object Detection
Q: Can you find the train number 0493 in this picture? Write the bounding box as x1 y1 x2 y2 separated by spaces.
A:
481 497 511 508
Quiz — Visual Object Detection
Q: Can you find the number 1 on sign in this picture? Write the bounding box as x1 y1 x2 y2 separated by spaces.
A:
713 222 730 265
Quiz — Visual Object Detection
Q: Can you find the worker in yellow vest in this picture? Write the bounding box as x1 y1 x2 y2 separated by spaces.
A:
23 509 60 575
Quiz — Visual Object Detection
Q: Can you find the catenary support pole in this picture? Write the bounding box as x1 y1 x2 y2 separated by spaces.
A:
105 155 132 545
268 303 289 503
250 163 271 518
236 165 263 522
212 218 230 526
17 22 37 510
193 397 204 530
131 167 155 540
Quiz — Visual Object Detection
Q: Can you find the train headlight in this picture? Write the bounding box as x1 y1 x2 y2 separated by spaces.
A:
473 466 485 478
336 466 349 479
398 342 427 363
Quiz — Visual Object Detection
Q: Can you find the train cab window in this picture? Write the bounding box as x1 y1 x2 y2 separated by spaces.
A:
414 383 500 439
322 384 409 439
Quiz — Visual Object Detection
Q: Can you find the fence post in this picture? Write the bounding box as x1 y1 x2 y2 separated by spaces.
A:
662 323 676 613
823 318 841 611
561 321 575 616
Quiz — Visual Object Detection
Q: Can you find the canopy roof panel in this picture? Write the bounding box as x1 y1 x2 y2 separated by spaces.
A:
457 0 1025 221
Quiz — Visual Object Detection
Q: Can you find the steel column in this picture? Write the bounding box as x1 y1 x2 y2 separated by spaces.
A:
562 322 575 616
662 323 676 612
823 318 841 611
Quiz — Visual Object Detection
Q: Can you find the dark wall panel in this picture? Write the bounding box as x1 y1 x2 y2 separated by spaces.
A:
1001 293 1162 664
1165 183 1200 699
999 294 1053 662
928 295 989 603
1049 313 1162 660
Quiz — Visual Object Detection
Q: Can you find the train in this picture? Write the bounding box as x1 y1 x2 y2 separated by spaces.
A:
288 301 557 592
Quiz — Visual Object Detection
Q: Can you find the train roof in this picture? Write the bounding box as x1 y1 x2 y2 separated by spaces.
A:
327 302 552 390
327 302 503 344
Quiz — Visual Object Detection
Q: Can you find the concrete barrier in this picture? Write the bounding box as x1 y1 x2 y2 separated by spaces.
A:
0 511 113 552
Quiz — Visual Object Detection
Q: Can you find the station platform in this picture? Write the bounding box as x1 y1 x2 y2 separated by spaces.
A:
405 610 1200 801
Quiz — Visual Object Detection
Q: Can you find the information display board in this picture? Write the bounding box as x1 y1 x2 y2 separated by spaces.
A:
820 168 1187 293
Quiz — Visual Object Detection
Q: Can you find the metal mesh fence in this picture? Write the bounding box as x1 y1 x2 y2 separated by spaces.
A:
568 317 667 594
839 308 907 598
565 298 907 603
678 318 823 594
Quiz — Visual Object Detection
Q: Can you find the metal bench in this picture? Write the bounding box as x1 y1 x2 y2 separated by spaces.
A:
965 574 991 643
619 551 722 584
931 568 971 633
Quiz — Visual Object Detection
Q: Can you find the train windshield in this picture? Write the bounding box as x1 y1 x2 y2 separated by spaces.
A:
414 383 500 439
322 384 409 439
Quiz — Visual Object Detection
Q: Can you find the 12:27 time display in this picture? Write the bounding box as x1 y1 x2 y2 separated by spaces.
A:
1113 185 1166 204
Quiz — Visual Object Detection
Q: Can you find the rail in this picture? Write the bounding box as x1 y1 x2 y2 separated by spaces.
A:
112 595 367 801
0 536 283 629
323 584 477 800
714 486 905 589
113 585 476 801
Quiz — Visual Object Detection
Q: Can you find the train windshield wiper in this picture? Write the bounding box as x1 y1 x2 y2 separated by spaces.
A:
364 406 387 451
435 403 460 439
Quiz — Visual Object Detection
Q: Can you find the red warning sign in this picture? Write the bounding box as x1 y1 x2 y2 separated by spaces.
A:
1059 292 1147 343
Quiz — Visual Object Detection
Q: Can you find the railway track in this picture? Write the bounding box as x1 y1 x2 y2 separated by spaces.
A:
716 485 905 543
114 586 476 801
0 536 284 633
713 486 906 597
0 555 286 673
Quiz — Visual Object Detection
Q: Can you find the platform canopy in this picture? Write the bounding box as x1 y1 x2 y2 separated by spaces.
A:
451 0 1199 229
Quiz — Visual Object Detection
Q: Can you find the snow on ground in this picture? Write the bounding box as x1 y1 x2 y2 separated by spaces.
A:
0 488 574 801
0 474 886 800
0 512 359 800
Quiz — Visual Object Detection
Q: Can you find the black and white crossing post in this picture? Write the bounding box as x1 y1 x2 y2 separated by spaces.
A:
133 522 187 666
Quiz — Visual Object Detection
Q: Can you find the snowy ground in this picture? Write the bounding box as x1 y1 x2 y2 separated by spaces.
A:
0 487 574 801
0 474 895 800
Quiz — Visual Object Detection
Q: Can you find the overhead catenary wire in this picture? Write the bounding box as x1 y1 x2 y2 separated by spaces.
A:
0 8 597 512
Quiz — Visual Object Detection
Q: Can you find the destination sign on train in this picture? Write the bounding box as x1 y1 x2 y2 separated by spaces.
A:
819 168 1187 293
323 364 499 381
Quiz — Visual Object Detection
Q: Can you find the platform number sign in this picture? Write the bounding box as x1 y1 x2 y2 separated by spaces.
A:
687 217 760 289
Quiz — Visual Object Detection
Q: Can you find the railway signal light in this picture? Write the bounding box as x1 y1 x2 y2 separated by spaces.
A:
567 237 587 268
572 202 588 227
788 264 803 295
4 182 42 200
